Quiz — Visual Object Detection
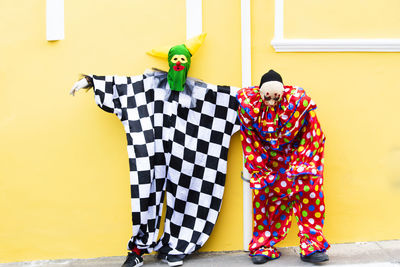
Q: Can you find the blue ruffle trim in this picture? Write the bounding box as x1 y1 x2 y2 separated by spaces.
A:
238 107 317 151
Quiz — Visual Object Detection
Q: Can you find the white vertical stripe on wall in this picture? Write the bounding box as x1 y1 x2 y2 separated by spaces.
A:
274 0 284 40
241 0 252 252
46 0 64 41
186 0 203 39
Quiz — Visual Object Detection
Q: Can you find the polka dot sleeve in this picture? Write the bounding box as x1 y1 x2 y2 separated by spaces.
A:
239 123 272 177
287 110 326 178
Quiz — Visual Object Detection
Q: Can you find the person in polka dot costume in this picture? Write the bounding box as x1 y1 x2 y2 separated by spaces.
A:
237 70 329 264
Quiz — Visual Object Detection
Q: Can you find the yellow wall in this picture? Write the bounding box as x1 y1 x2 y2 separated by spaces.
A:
1 0 400 263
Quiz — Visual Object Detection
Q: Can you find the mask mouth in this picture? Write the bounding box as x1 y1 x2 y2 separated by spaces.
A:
172 61 185 71
262 95 281 106
173 65 185 71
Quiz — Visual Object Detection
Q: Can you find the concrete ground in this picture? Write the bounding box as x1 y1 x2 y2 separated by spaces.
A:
1 240 399 267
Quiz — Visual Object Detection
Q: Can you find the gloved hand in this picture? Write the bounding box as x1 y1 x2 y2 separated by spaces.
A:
70 78 90 96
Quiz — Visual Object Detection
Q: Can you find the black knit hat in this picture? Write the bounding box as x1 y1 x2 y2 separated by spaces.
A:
259 69 283 88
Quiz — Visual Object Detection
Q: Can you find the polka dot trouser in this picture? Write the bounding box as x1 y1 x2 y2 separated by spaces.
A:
249 174 330 258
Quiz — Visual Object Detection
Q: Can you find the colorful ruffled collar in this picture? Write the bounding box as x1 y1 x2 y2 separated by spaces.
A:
237 85 316 150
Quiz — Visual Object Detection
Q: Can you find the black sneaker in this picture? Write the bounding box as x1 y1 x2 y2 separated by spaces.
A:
158 253 185 266
300 251 329 263
251 255 269 264
121 252 143 267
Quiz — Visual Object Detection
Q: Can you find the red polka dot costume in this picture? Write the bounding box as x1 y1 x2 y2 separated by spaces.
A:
237 85 330 260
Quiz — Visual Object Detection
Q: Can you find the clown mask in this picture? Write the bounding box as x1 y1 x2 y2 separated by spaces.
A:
260 81 284 107
259 70 284 107
167 44 191 92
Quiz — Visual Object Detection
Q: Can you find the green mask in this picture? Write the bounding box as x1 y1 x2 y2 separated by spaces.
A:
167 44 191 91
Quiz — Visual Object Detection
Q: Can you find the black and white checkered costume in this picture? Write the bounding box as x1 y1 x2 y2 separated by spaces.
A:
89 70 239 255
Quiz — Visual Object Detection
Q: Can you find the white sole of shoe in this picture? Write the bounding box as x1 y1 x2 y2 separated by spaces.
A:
161 259 183 266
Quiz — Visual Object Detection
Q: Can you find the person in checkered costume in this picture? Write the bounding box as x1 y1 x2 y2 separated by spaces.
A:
70 34 240 267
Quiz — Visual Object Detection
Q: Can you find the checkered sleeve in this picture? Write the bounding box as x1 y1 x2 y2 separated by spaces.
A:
90 75 126 119
215 85 240 135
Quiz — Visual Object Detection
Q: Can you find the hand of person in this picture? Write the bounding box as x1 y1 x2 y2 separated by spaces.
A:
70 78 90 96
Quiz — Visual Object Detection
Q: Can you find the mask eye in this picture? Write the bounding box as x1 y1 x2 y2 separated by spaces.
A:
170 56 179 63
171 54 188 64
180 56 188 63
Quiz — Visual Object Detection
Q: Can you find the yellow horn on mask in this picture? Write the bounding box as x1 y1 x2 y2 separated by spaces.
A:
184 33 207 56
146 45 170 59
147 33 207 59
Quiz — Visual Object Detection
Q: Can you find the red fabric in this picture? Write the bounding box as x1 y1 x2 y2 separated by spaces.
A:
237 86 325 189
250 174 329 257
237 85 329 258
131 246 143 256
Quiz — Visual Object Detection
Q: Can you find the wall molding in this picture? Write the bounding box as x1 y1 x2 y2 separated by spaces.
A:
46 0 64 41
241 0 253 252
186 0 203 39
271 0 400 52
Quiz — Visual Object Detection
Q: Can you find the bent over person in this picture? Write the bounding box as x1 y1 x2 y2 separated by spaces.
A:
237 70 329 264
70 34 240 267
